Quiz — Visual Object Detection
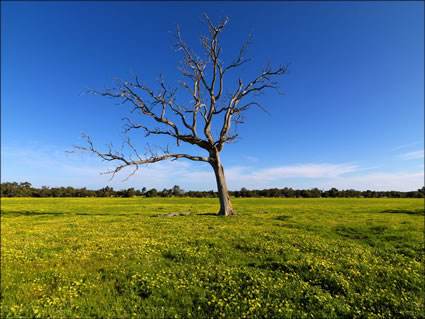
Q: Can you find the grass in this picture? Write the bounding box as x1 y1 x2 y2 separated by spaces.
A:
1 197 424 318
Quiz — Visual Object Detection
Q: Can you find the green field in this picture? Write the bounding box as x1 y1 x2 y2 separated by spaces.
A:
1 197 424 318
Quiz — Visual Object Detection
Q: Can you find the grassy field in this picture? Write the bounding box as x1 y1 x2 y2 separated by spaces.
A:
1 197 424 318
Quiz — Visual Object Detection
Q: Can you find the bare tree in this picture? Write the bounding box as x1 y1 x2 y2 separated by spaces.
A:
71 14 287 216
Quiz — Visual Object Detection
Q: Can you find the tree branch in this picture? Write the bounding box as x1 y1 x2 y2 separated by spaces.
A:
69 133 209 180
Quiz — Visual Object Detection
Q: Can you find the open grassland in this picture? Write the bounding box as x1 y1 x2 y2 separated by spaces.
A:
1 197 424 318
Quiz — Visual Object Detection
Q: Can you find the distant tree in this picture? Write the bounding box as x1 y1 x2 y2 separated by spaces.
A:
96 186 114 197
123 187 136 197
389 191 402 198
327 188 340 198
309 188 321 198
158 188 170 197
363 190 369 198
208 190 217 198
2 181 424 198
70 14 287 216
76 187 88 197
172 185 184 197
1 182 16 197
20 182 32 189
50 188 61 197
145 188 158 198
281 187 295 198
40 186 50 198
105 186 114 197
240 187 250 197
300 189 312 198
342 189 356 198
269 188 280 197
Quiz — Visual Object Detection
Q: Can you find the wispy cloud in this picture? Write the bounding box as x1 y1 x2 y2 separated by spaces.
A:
221 163 359 190
392 141 424 151
225 163 357 187
2 144 423 191
1 144 215 190
398 150 424 160
317 171 424 192
224 164 423 191
2 144 358 189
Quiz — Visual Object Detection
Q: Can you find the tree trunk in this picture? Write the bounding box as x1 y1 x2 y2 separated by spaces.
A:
210 153 237 216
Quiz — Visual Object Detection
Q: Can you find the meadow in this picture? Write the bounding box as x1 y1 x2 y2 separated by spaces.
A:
1 197 424 318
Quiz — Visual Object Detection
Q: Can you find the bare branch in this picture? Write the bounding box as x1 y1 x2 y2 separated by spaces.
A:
71 133 210 180
214 63 287 151
223 34 253 74
238 64 288 99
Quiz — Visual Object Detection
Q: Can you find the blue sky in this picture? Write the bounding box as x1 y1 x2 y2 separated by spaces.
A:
2 1 424 191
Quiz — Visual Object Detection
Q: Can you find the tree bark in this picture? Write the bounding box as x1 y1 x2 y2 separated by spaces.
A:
210 152 237 216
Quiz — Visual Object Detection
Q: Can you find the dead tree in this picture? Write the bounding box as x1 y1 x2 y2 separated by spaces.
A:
71 14 287 216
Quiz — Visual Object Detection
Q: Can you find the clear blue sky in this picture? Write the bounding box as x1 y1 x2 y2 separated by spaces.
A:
2 1 424 191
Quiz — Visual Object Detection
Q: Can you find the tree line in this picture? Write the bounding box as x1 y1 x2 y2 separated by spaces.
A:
1 182 424 199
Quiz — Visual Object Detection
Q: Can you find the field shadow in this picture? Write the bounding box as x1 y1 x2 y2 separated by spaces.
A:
379 209 424 216
1 211 145 217
248 259 348 296
76 213 142 216
1 211 65 217
334 225 370 240
197 213 217 216
275 215 293 221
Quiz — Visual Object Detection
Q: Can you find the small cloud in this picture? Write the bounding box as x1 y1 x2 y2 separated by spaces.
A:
392 141 424 151
398 150 424 160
